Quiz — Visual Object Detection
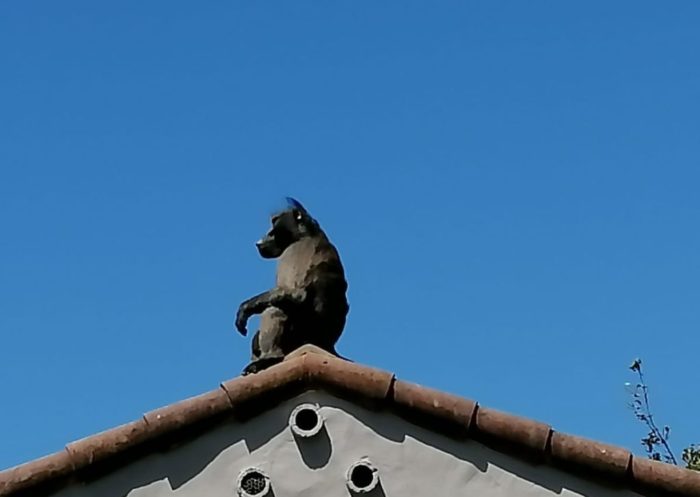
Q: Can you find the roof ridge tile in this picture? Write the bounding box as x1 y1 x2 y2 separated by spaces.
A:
65 419 151 473
474 405 552 461
392 379 477 438
632 455 700 496
303 353 394 405
550 431 631 483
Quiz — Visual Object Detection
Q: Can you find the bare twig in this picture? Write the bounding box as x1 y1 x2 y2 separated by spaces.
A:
627 358 678 465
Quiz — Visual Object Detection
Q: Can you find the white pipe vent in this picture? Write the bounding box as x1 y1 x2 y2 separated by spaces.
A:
346 459 379 493
289 403 324 438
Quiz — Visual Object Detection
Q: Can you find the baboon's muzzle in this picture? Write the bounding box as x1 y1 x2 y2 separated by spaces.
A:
256 237 283 259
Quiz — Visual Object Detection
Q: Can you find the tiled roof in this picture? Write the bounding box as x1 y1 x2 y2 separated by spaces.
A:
1 346 699 497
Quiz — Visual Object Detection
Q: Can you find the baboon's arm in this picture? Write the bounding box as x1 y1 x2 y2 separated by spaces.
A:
235 287 307 335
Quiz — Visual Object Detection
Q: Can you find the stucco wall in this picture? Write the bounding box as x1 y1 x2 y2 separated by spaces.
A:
52 391 642 497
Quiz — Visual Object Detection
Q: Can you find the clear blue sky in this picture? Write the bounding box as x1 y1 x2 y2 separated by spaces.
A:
1 1 698 471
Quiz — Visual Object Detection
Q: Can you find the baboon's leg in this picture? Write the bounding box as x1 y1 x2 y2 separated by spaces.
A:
241 307 288 375
256 307 288 357
250 329 261 361
242 356 284 376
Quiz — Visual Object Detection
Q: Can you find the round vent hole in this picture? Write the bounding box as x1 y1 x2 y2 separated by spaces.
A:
295 408 319 431
350 464 374 489
346 460 379 493
289 403 324 437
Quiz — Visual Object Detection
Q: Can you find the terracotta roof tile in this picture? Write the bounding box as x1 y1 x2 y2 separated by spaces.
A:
303 352 395 404
143 388 233 437
66 419 151 472
633 456 700 497
221 354 306 416
551 431 632 481
392 379 476 438
475 405 552 458
0 452 73 497
1 345 699 497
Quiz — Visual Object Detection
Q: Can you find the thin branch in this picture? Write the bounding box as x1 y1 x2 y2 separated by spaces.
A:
629 359 678 465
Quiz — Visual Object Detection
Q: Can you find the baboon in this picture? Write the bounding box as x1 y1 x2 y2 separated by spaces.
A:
235 198 349 375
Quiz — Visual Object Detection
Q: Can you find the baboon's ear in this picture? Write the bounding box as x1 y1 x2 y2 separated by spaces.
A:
285 197 308 220
285 197 306 211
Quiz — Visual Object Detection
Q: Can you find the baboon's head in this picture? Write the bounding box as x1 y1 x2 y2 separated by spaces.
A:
256 198 321 258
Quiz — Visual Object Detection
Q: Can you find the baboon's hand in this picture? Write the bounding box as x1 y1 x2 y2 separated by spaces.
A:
235 304 250 336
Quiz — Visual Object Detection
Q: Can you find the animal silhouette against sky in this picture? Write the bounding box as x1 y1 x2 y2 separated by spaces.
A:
235 198 349 375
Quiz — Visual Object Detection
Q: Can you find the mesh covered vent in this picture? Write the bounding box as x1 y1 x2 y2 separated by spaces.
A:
241 472 266 495
237 468 271 497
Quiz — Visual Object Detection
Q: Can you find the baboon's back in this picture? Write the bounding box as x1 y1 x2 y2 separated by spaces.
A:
276 234 348 347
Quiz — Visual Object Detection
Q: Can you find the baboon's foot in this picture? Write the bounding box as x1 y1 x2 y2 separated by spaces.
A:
241 356 284 376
